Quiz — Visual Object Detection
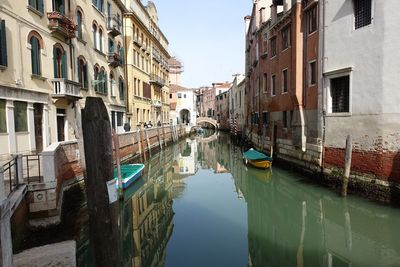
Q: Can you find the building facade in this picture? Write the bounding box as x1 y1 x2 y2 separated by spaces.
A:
216 90 230 130
123 0 170 127
229 74 246 136
168 56 183 86
169 85 196 126
0 0 126 160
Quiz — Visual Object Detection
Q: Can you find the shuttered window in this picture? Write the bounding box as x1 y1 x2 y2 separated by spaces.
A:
119 77 125 100
30 36 41 75
0 20 7 67
76 11 83 39
331 76 350 113
53 46 67 78
0 99 6 133
14 101 28 132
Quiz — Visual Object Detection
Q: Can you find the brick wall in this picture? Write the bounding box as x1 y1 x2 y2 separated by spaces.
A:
324 147 400 183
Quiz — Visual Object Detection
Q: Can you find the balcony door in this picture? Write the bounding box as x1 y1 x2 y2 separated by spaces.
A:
53 0 65 14
53 45 67 79
57 108 66 142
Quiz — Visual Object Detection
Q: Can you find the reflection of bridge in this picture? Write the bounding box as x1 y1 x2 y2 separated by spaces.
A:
195 133 218 143
196 117 218 128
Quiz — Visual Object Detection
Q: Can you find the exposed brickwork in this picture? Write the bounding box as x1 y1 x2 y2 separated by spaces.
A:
324 147 400 182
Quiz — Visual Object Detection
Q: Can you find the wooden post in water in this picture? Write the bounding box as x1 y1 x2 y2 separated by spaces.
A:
341 135 352 197
162 124 166 146
145 128 151 157
136 126 143 162
82 97 119 267
112 130 123 197
157 126 162 150
140 127 147 161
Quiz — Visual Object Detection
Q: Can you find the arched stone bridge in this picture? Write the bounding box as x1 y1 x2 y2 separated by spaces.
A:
196 117 219 128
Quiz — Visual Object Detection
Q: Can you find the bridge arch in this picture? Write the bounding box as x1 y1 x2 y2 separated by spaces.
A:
196 117 218 129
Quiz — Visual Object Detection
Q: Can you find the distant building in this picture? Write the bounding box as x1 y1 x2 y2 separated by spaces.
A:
229 74 246 136
168 57 184 86
216 90 230 130
169 85 197 125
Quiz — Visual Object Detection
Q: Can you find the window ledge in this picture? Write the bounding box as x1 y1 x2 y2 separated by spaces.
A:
325 112 352 117
16 131 30 135
95 91 108 96
94 48 106 57
307 31 317 38
0 132 8 136
92 4 105 17
77 37 87 45
0 65 7 71
81 86 89 91
281 47 290 53
31 74 47 81
27 5 44 17
282 91 288 95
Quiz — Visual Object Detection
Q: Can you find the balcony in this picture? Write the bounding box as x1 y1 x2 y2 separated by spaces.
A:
150 74 165 87
152 50 161 63
107 15 122 37
51 78 82 100
107 52 123 67
151 100 162 108
47 12 76 40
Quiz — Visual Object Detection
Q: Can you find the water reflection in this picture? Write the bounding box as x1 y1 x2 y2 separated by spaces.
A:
118 132 400 267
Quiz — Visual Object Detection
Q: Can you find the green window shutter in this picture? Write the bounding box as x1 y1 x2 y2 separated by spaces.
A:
0 20 7 67
105 75 108 94
62 51 67 78
120 47 124 65
38 0 44 13
31 37 39 75
83 64 88 88
53 46 58 78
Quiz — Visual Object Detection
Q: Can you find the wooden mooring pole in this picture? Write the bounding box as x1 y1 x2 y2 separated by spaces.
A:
341 135 352 197
82 97 120 267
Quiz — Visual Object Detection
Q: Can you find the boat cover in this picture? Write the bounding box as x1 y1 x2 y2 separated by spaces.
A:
243 149 273 161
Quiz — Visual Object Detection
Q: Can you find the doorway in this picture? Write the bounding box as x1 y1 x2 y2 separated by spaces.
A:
57 108 66 142
33 103 43 152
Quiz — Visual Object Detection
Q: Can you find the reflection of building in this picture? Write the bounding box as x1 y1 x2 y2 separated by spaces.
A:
178 139 198 175
123 151 174 267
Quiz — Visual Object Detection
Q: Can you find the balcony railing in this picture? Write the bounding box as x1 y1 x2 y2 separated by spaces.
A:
47 11 76 40
150 74 165 87
107 52 123 67
107 15 122 36
51 78 82 100
151 100 162 108
133 36 142 47
152 50 161 63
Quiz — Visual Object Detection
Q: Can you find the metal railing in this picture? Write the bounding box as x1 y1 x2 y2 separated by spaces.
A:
2 157 18 196
24 155 42 184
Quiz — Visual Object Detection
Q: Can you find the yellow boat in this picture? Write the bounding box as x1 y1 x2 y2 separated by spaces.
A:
243 148 273 169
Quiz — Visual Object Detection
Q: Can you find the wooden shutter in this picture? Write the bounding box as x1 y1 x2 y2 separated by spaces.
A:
0 20 7 67
38 0 44 13
53 46 58 78
83 63 88 88
31 37 39 75
62 51 67 78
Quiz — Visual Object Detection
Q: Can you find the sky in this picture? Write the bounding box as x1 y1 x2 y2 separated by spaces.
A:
150 0 252 88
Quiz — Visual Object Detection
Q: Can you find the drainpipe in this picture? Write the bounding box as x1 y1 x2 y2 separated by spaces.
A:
320 0 327 171
297 1 306 152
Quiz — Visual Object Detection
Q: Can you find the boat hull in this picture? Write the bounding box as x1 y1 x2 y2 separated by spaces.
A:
247 159 272 169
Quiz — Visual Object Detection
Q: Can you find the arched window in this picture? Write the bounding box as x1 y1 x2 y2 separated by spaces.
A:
53 44 67 78
93 64 99 92
78 56 88 88
97 67 107 94
76 11 83 39
92 24 97 49
98 28 103 52
119 77 125 100
30 36 41 75
54 0 65 14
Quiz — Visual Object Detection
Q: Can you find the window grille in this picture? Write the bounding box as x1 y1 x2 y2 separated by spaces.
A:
354 0 372 29
331 76 350 113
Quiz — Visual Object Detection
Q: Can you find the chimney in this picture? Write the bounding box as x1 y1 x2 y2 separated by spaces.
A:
259 7 266 24
271 4 277 24
244 15 251 34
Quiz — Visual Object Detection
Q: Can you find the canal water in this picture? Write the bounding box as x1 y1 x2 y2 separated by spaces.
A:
79 132 400 267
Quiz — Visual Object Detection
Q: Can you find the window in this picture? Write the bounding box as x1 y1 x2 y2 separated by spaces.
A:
96 68 107 94
184 94 186 98
270 37 276 57
93 0 104 12
93 65 99 92
178 93 182 98
283 111 288 128
117 112 123 127
92 24 97 49
110 72 115 96
14 101 27 132
281 26 290 50
78 57 88 88
76 11 83 40
354 0 372 29
0 20 7 67
0 99 6 133
53 45 67 78
330 76 350 113
108 38 114 53
119 77 124 100
307 5 318 34
262 111 269 125
263 73 267 92
271 74 276 96
282 69 288 93
169 93 172 99
53 0 65 14
98 28 103 52
30 36 41 75
28 0 44 14
309 61 316 86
